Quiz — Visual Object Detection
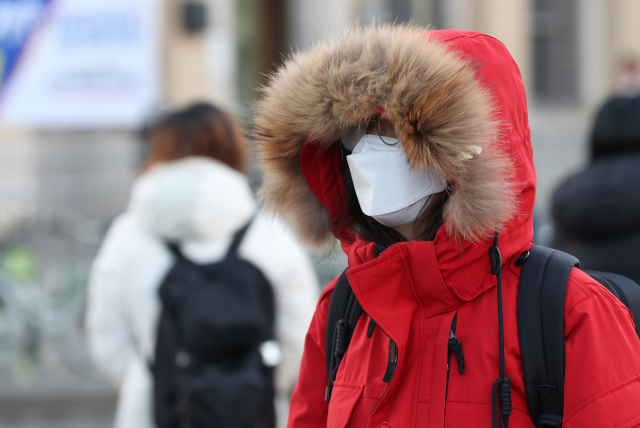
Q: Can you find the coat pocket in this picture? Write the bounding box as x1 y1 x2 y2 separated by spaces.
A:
327 383 365 428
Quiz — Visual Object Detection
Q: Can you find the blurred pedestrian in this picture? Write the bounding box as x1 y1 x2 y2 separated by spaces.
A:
85 103 319 428
617 59 640 96
253 25 640 428
552 93 640 284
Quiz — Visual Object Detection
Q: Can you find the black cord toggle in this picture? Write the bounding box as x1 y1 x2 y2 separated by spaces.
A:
515 250 530 266
492 376 512 428
499 377 512 416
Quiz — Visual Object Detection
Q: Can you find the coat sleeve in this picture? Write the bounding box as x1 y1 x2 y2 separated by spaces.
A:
286 284 334 428
563 269 640 428
85 216 137 386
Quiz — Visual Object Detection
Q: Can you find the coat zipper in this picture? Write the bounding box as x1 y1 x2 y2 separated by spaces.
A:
370 332 398 415
372 315 463 418
382 339 398 382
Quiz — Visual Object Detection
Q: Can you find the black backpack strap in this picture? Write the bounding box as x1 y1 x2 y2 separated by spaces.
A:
325 269 363 401
518 245 579 428
225 218 253 258
165 242 185 260
164 217 254 262
325 271 350 380
585 271 640 337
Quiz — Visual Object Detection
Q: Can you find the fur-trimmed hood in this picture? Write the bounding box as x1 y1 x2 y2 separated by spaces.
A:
255 26 535 251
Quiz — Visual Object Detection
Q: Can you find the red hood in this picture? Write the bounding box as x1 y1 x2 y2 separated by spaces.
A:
257 26 525 251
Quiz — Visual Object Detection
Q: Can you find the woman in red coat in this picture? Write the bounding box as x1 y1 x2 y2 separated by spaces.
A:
254 25 640 428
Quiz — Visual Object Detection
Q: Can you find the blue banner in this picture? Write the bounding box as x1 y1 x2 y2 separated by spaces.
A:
0 0 50 87
0 0 161 128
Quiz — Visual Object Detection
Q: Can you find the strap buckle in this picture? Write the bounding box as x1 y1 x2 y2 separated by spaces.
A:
539 413 562 428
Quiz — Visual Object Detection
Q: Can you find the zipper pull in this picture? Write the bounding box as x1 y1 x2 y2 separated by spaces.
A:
382 339 397 382
448 331 464 375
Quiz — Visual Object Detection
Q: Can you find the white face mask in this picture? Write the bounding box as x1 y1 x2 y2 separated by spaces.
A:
346 134 446 227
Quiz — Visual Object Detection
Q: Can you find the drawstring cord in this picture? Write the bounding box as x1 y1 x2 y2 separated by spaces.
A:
490 228 512 428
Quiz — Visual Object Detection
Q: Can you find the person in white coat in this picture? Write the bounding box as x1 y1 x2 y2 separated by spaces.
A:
85 103 320 428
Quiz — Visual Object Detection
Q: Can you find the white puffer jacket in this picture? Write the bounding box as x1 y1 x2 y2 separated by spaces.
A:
85 157 319 428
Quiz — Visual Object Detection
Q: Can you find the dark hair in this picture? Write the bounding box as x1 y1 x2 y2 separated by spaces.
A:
338 144 449 247
143 103 247 171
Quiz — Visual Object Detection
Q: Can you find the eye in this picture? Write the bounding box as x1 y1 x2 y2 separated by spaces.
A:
365 119 376 134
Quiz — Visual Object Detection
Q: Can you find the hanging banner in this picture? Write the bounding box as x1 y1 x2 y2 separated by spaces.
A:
0 0 50 86
0 0 161 129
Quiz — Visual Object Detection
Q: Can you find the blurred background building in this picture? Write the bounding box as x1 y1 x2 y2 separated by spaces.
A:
0 0 638 426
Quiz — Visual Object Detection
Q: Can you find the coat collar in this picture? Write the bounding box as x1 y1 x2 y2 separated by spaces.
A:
344 217 533 321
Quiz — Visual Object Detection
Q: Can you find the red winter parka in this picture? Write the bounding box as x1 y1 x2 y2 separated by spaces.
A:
255 26 640 428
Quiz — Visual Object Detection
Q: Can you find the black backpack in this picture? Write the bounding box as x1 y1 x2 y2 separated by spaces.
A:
517 245 640 428
325 244 640 428
152 221 276 428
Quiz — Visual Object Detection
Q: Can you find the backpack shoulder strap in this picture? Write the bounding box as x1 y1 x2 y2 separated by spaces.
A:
165 242 185 260
325 271 351 379
325 270 363 401
225 218 253 258
518 245 579 428
584 271 640 337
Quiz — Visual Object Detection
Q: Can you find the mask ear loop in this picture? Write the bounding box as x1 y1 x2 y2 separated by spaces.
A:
377 117 399 146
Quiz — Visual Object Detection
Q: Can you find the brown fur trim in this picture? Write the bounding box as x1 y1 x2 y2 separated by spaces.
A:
254 24 516 250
